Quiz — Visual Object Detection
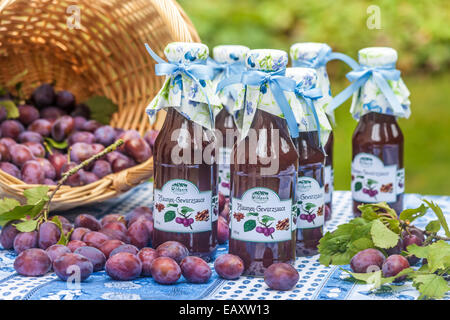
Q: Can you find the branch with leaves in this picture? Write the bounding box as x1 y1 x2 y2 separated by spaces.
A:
318 200 450 299
0 139 124 245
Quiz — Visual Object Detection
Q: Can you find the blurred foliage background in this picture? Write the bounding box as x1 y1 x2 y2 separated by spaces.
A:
179 0 450 195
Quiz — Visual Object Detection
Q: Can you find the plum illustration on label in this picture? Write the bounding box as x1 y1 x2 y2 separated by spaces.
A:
154 179 212 233
354 178 379 198
231 188 293 243
297 177 325 229
351 153 398 203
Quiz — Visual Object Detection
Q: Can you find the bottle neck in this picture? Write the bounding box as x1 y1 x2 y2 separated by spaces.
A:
298 131 320 147
250 109 292 138
360 111 398 124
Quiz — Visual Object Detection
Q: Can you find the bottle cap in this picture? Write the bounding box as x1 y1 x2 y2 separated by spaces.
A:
213 45 250 64
290 42 331 64
358 47 398 67
284 67 332 144
164 42 209 64
245 49 288 72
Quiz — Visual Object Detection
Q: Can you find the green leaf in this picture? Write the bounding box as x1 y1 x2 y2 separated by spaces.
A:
354 182 362 192
23 186 49 205
167 204 178 207
412 274 450 300
50 216 72 245
344 268 414 290
399 204 428 223
318 220 373 266
83 96 118 125
407 241 450 273
181 206 194 214
13 219 38 232
318 253 332 266
0 100 19 119
348 237 374 251
360 209 378 221
304 203 316 211
385 218 401 234
425 220 441 233
405 244 429 259
44 137 68 150
164 210 176 222
0 198 21 214
261 215 275 224
246 212 259 217
31 200 46 218
0 205 35 226
344 270 384 288
426 241 450 272
367 179 377 186
243 219 256 232
358 202 398 220
347 222 372 239
370 219 400 249
423 200 450 237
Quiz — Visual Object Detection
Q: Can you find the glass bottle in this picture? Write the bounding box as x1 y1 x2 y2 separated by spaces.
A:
212 45 249 217
350 47 410 216
229 49 297 276
285 67 331 256
148 42 221 261
290 42 353 221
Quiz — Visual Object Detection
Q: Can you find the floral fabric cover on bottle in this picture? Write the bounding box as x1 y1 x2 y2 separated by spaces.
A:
290 43 336 125
212 45 250 114
350 47 411 120
285 67 332 146
233 49 291 139
146 42 222 130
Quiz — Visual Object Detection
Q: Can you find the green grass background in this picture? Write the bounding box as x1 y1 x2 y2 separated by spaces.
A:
178 0 450 195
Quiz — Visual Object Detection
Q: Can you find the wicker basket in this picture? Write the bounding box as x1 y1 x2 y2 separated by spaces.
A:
0 0 200 210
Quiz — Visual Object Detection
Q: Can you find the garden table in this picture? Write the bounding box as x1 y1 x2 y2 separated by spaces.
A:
0 183 448 300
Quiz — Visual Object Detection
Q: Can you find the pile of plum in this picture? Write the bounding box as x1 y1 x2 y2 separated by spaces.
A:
349 226 425 279
0 83 158 186
1 206 299 290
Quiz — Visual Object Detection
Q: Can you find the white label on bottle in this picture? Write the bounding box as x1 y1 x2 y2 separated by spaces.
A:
153 179 212 233
396 168 405 195
231 188 293 243
297 177 325 229
324 165 333 204
351 153 397 203
212 194 218 222
218 147 232 197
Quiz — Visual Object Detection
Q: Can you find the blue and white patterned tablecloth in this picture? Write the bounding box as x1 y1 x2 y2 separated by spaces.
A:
0 183 448 300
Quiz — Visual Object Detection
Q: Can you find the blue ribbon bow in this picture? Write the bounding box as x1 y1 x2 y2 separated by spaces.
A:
293 45 360 70
288 85 324 145
207 57 245 79
144 43 216 125
327 64 404 116
208 58 246 104
218 69 299 138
